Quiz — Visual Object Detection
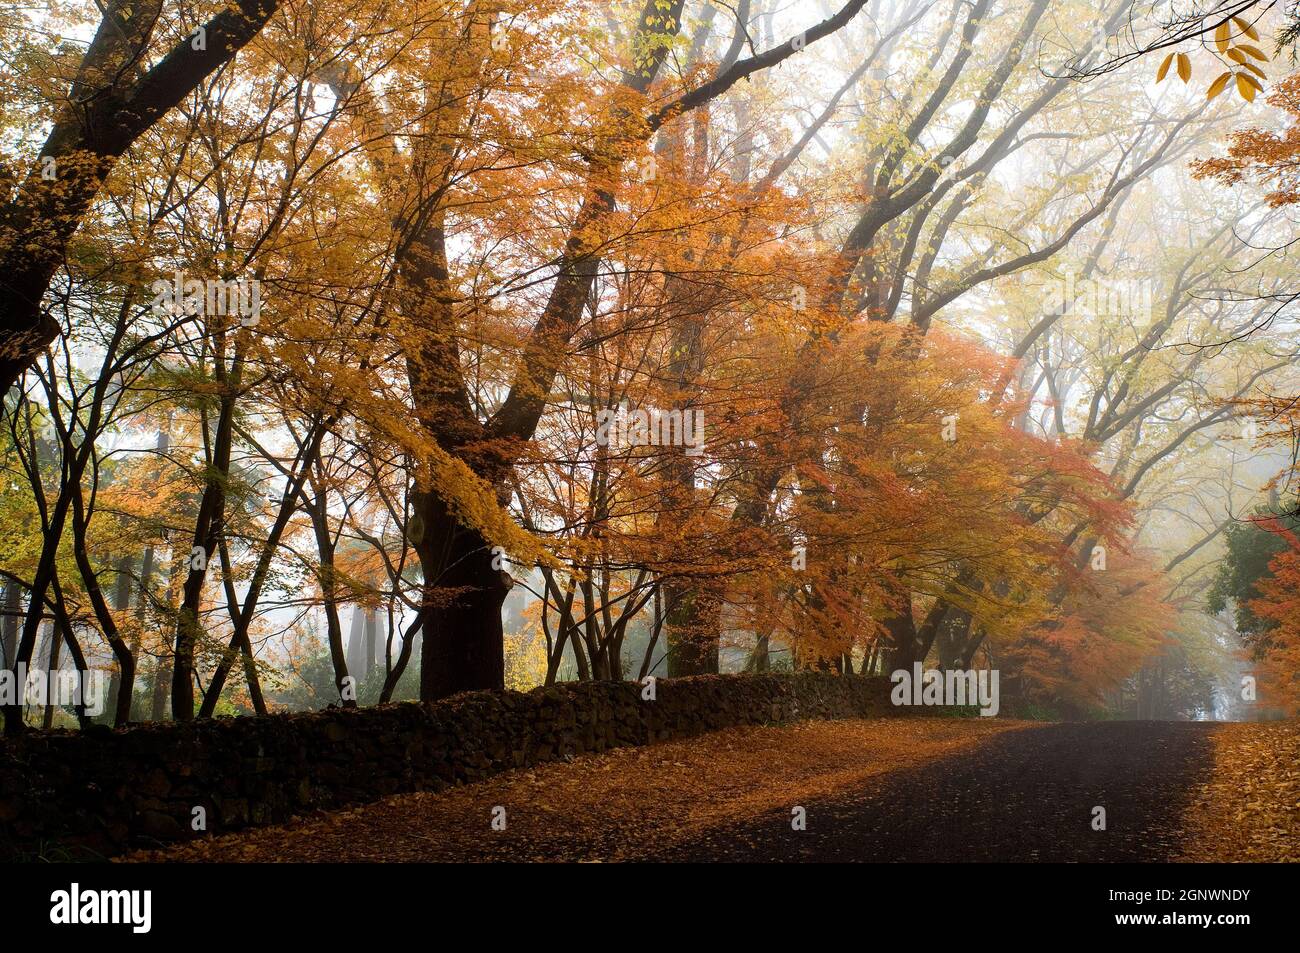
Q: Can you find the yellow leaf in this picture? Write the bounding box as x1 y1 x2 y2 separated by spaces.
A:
1226 47 1247 64
1207 70 1232 99
1240 71 1264 93
1236 72 1257 102
1177 53 1191 82
1240 60 1267 80
1215 21 1230 53
1237 44 1269 61
1156 51 1174 82
1233 16 1260 41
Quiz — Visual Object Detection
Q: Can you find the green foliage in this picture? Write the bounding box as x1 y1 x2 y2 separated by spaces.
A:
271 643 420 710
1206 506 1300 636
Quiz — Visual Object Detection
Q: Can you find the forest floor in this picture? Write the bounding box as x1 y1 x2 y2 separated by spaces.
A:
128 718 1299 863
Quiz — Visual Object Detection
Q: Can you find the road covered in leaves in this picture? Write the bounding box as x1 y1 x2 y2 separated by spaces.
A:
132 719 1298 863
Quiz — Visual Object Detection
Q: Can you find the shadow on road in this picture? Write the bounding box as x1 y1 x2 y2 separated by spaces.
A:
647 722 1218 862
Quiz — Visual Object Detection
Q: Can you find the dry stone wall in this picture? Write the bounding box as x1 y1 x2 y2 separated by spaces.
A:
0 673 895 859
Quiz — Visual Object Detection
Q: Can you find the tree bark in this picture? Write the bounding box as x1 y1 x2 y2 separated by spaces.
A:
664 586 719 677
172 352 239 721
0 580 17 669
414 488 512 699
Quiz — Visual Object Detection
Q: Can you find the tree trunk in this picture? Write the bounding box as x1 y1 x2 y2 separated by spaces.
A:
883 603 919 673
172 354 239 720
0 581 18 668
3 478 76 735
42 622 61 729
378 616 421 704
664 585 719 677
346 606 367 681
104 555 134 721
150 658 170 722
307 476 354 708
49 576 91 728
414 489 511 699
364 609 379 680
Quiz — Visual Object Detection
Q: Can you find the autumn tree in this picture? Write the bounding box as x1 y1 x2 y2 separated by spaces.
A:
0 0 286 393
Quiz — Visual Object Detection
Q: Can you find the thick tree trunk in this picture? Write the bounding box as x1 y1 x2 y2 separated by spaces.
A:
414 489 511 699
664 585 719 677
150 658 170 722
883 604 919 674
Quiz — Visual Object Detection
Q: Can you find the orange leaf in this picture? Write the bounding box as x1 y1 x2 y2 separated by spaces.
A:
1215 21 1230 53
1156 52 1174 82
1232 16 1260 41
